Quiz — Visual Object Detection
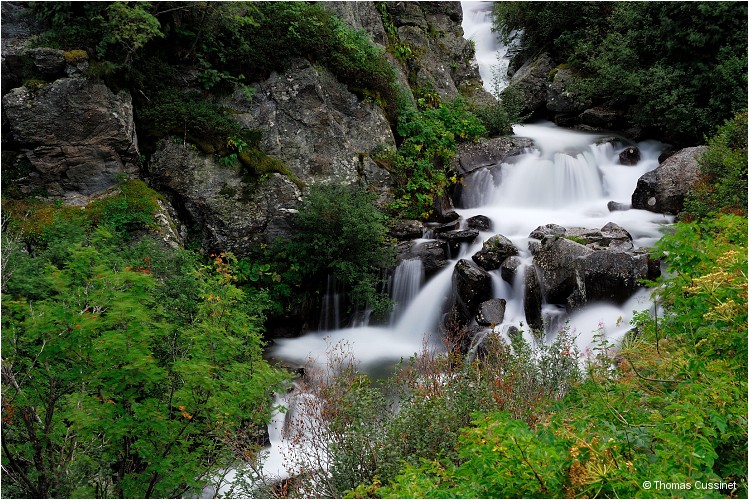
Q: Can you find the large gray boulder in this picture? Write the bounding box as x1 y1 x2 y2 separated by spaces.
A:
2 78 140 204
237 59 395 197
631 146 707 214
501 52 555 117
452 258 493 324
573 251 656 306
533 236 594 303
452 136 533 175
148 138 302 257
546 67 591 114
471 234 519 271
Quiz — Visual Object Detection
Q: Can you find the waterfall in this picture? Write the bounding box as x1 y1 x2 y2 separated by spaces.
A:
461 1 511 94
232 7 675 495
318 275 342 331
390 258 425 324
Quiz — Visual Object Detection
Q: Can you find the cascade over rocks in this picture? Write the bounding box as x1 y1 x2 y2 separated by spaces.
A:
525 222 660 322
631 146 706 214
148 138 302 257
396 239 450 275
471 234 519 271
2 78 140 204
452 259 493 324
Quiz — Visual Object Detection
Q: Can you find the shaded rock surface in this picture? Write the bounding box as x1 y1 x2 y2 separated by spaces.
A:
631 146 706 214
238 59 395 197
148 139 302 257
501 51 555 117
452 258 492 324
452 136 533 175
2 78 140 204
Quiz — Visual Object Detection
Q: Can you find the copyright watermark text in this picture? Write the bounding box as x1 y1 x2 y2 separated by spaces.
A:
642 480 737 491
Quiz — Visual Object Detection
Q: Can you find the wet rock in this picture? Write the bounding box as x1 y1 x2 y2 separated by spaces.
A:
390 219 425 240
500 255 522 284
440 229 479 254
452 136 533 175
631 146 706 215
466 215 492 232
573 251 651 306
452 259 493 324
529 223 567 241
471 234 519 271
397 239 449 274
475 298 506 326
523 267 544 332
607 201 630 212
533 236 593 303
618 146 641 165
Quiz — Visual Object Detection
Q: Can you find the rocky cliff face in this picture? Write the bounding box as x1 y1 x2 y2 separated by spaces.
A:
1 1 488 254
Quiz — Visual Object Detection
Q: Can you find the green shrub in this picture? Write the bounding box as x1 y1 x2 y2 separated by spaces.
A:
683 111 748 220
274 184 396 317
384 96 485 219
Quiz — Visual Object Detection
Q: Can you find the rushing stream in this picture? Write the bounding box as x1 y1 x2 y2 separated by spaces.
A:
209 5 673 496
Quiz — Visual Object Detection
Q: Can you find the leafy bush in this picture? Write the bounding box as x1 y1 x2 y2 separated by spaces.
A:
382 97 486 219
274 184 396 318
1 219 289 498
684 111 748 220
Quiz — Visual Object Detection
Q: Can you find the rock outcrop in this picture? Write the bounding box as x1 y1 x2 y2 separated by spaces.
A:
237 59 395 197
148 139 302 257
631 146 706 214
2 78 140 204
501 52 555 117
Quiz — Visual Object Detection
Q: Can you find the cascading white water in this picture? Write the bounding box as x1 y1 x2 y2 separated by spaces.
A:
318 275 342 331
461 1 511 94
389 258 425 324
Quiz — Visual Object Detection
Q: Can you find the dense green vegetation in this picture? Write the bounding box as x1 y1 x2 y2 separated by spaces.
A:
1 182 288 498
494 1 748 145
270 184 397 321
3 2 747 498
